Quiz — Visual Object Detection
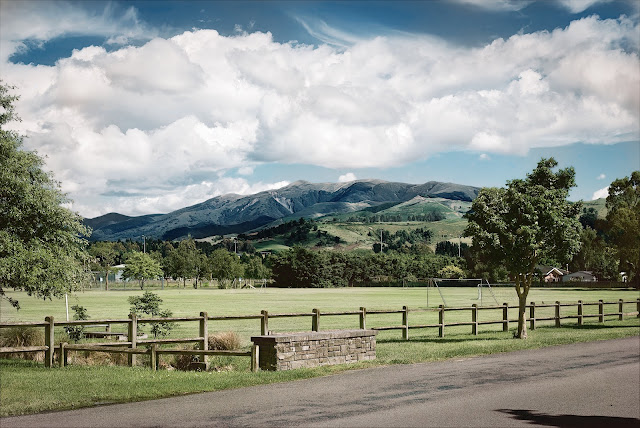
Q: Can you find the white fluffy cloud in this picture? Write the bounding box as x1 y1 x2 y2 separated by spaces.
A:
2 3 639 216
338 173 357 183
592 186 610 200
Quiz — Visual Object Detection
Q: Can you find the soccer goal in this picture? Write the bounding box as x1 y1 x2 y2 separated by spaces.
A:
428 278 499 307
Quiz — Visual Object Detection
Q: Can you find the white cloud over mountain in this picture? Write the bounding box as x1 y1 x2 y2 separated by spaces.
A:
1 2 638 216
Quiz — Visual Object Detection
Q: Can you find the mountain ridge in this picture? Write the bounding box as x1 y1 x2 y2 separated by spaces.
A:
84 179 480 241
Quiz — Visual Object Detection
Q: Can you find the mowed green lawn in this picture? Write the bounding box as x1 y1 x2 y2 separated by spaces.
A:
2 287 639 344
1 287 638 417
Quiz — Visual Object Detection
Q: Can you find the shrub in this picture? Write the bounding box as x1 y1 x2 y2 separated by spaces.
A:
64 305 89 342
0 327 44 361
128 291 175 338
208 331 242 351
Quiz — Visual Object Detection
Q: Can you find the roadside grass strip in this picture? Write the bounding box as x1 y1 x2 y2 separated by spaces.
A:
1 318 638 417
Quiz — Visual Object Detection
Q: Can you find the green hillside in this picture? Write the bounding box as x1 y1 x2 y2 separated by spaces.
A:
251 216 469 253
582 198 607 218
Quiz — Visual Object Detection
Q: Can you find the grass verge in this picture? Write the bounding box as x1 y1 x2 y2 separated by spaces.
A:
1 319 638 417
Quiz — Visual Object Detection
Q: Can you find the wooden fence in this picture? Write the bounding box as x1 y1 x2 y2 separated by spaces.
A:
1 299 638 370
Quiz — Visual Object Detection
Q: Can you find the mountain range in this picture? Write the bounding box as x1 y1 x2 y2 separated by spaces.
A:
84 180 481 241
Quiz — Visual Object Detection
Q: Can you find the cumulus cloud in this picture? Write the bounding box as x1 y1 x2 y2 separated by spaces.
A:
452 0 533 12
2 3 639 216
592 186 610 200
597 173 607 180
338 173 357 183
556 0 611 14
479 153 491 161
0 1 155 62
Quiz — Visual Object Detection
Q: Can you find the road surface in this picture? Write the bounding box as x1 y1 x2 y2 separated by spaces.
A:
2 336 639 427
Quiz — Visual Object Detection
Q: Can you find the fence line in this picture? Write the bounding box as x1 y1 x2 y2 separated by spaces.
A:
1 299 638 369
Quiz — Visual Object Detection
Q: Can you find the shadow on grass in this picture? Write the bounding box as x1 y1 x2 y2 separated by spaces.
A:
572 323 640 330
497 409 640 428
379 334 509 345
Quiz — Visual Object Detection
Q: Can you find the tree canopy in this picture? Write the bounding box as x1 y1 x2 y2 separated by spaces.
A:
0 82 90 308
465 158 582 338
606 171 639 286
122 251 163 289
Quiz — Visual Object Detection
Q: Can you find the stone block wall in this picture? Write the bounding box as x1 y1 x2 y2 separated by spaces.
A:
251 329 377 371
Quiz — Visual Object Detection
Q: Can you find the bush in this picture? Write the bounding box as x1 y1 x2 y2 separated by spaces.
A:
128 291 175 338
64 305 89 342
0 327 44 361
208 331 242 350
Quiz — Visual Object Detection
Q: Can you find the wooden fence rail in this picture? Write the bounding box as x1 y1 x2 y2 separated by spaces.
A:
1 298 638 368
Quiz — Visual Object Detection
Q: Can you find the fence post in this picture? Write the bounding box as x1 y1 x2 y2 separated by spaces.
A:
529 302 536 330
128 313 137 367
502 303 509 332
359 307 367 330
251 344 259 372
598 300 604 323
439 305 445 338
150 344 157 371
44 316 54 368
577 300 583 326
471 304 478 336
261 310 269 335
555 301 561 327
59 342 67 368
199 311 209 370
618 299 624 321
402 306 409 340
312 309 320 332
637 298 640 318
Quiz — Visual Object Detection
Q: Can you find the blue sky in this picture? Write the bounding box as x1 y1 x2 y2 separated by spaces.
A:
1 0 638 217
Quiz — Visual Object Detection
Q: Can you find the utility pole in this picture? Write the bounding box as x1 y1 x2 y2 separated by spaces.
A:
458 235 461 258
142 235 146 254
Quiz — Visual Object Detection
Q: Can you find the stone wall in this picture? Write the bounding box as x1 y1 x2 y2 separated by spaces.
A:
251 329 377 371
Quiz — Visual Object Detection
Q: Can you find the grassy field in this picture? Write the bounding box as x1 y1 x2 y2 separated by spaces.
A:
1 287 638 417
1 286 638 344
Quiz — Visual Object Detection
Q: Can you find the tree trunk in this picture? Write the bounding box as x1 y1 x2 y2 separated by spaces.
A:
515 293 528 338
104 270 109 291
514 277 530 339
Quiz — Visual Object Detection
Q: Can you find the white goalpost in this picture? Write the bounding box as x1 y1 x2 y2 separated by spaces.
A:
428 278 499 307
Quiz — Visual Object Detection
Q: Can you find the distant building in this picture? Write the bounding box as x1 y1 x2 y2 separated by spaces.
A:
562 271 597 282
535 265 569 282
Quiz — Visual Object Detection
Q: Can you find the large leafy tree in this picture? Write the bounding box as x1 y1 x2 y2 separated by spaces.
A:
465 158 582 338
165 238 205 288
209 248 244 287
0 83 90 309
606 171 640 286
122 251 163 289
89 241 117 290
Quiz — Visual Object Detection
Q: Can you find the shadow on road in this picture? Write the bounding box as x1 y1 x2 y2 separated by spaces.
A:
497 409 640 427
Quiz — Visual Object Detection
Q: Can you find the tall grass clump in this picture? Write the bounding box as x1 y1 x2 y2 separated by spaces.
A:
0 327 44 361
208 331 242 350
171 344 199 371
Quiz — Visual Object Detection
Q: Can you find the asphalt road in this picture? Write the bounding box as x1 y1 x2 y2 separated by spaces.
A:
2 336 639 427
